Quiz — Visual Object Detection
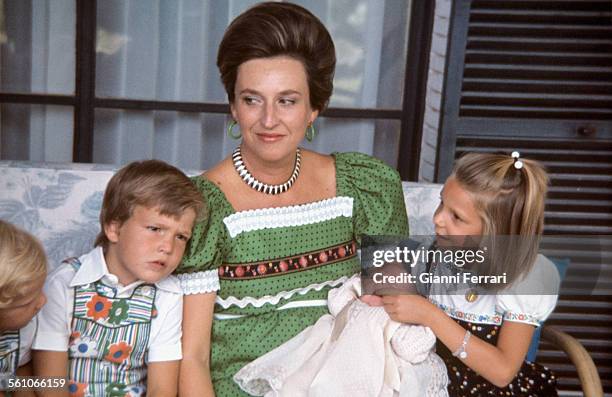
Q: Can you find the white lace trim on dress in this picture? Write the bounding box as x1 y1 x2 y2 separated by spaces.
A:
223 197 354 238
214 299 328 320
215 276 350 309
176 270 220 295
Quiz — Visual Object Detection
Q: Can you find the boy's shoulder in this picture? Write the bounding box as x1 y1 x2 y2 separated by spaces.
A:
46 258 79 289
46 248 100 289
153 274 182 296
147 275 182 323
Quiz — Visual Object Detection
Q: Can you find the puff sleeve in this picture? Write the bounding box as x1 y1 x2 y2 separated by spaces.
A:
496 254 561 326
335 152 409 240
174 177 231 295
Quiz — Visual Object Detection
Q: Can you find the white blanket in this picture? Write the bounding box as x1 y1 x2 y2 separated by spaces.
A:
234 275 449 396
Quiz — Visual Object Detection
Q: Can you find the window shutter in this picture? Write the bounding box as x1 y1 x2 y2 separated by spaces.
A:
438 1 612 395
461 0 612 121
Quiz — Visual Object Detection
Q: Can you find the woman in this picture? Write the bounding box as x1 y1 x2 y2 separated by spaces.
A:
176 3 408 396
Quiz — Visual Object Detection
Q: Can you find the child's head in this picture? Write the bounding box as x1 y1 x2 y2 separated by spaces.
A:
435 152 548 285
448 152 548 237
95 160 205 284
0 220 48 331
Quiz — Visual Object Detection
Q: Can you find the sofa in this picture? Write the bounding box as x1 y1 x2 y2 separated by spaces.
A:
0 160 603 396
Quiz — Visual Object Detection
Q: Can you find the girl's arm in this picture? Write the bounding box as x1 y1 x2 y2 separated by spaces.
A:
147 360 179 397
382 294 534 388
31 351 69 397
179 292 216 397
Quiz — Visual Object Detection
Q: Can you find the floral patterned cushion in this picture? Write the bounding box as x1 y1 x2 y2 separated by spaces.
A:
0 161 117 268
402 181 442 236
0 161 442 270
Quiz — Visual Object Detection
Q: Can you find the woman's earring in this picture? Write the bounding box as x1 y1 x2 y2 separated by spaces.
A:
305 123 317 142
227 120 242 139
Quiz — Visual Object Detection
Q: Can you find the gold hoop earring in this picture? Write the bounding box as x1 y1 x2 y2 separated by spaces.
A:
305 123 316 142
227 120 241 139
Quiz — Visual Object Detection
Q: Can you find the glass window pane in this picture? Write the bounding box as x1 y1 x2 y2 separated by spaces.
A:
96 0 228 103
93 110 400 169
305 116 400 168
0 103 74 161
93 109 231 170
296 0 411 109
0 0 76 94
95 0 410 109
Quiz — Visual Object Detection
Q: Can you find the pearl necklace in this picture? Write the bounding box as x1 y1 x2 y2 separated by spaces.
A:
232 146 301 195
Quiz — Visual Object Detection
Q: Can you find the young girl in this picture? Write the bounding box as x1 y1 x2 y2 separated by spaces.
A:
379 152 560 396
0 220 48 397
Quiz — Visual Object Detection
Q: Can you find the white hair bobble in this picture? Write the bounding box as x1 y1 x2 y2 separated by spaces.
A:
511 151 523 169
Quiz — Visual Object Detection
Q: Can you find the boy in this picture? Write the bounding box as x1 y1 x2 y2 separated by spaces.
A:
33 160 204 397
0 220 47 397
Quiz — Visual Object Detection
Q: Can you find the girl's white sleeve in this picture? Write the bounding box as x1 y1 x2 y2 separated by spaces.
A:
497 254 561 326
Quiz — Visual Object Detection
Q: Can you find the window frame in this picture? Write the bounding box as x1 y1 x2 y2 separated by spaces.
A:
0 0 434 181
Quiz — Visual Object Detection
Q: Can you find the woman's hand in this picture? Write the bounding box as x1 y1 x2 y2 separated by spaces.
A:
381 294 435 326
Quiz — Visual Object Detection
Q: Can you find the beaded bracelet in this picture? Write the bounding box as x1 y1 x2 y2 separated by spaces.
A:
452 330 471 359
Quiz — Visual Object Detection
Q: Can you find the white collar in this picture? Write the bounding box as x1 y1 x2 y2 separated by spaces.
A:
69 247 181 294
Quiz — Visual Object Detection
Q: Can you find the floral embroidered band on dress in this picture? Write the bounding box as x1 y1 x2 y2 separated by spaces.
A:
218 240 357 280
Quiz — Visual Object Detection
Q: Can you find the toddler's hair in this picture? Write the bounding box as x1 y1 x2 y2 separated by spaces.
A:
0 220 48 307
451 152 548 285
94 160 206 249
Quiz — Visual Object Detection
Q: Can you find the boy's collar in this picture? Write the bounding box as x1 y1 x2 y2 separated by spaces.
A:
69 247 181 294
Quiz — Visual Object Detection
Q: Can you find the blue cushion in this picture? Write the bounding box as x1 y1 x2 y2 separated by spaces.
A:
525 257 569 362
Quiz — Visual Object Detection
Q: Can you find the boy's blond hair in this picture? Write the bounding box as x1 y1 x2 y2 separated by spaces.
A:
94 160 205 249
0 220 48 307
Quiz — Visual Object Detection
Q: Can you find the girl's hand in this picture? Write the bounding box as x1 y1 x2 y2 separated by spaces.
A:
360 294 384 306
381 294 435 326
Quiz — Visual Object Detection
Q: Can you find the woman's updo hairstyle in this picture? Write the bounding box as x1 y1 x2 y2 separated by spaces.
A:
217 1 336 112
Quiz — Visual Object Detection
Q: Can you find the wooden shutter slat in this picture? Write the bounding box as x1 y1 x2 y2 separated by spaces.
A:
469 22 612 39
462 93 612 109
471 9 612 25
548 312 612 322
464 63 612 78
468 36 612 45
546 163 612 173
547 200 612 213
554 299 612 310
468 39 612 52
457 138 612 151
544 225 612 234
549 173 612 183
459 106 612 119
463 79 612 95
465 52 612 67
546 215 612 226
473 0 612 12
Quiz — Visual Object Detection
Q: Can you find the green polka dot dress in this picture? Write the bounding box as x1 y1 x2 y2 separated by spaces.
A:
176 152 408 396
